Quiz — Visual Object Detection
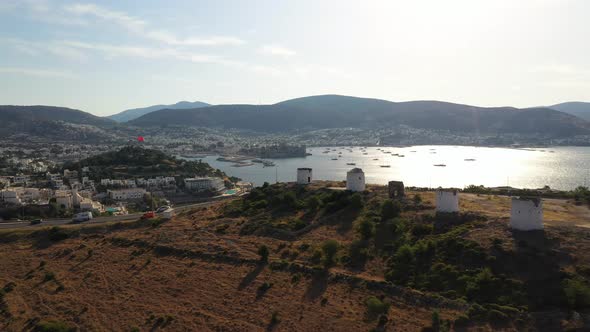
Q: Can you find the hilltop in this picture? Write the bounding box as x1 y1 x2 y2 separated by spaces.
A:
1 183 590 330
108 101 210 123
129 95 590 138
61 146 227 181
550 102 590 122
0 105 123 142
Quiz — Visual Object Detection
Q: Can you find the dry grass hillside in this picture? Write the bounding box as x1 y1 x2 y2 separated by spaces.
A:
1 182 590 331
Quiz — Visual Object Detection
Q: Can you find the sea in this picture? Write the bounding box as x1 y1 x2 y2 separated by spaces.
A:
190 145 590 191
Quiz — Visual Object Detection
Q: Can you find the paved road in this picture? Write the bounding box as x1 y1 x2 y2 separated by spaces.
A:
0 201 222 230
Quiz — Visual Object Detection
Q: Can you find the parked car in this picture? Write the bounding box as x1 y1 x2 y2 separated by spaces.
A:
160 208 175 219
156 205 171 213
30 219 42 225
72 212 93 223
141 211 156 219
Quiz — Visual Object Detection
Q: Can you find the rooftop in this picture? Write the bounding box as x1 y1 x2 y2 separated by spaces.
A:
347 168 364 173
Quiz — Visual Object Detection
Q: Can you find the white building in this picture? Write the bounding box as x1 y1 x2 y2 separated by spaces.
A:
20 188 40 202
510 197 543 231
80 198 104 213
346 168 365 192
0 177 11 188
46 172 61 181
0 190 22 205
297 168 313 185
107 188 147 201
54 191 73 209
184 177 225 192
12 175 30 186
63 169 78 179
52 179 64 189
435 190 459 213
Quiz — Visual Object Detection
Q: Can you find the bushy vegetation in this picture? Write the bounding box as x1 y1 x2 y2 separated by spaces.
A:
321 239 339 268
221 183 590 327
61 146 227 182
257 245 269 263
225 183 366 234
35 320 75 332
48 226 69 242
464 184 590 207
365 296 390 319
563 277 590 309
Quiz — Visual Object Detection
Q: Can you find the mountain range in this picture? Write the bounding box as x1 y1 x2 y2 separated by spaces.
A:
0 105 122 142
107 101 210 122
128 95 590 137
2 96 590 143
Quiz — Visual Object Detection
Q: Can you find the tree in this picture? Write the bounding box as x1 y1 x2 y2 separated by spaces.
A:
305 196 321 211
258 245 269 263
381 199 402 220
321 239 339 267
356 217 375 240
366 296 390 319
414 194 422 205
350 193 363 209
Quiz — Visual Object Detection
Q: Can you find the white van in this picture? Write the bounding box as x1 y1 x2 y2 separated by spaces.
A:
160 208 175 219
72 211 93 222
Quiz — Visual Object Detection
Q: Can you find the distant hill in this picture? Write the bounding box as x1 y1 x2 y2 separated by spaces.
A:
129 95 590 137
62 146 226 180
549 102 590 121
0 105 119 142
108 101 210 122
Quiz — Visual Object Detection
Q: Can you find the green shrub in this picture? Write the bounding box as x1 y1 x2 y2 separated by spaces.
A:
411 223 433 238
431 310 441 331
356 217 375 240
350 193 364 209
487 309 508 322
257 245 269 263
381 200 402 220
48 227 68 242
289 218 307 231
563 278 590 309
466 303 487 320
250 199 268 210
348 240 369 267
321 239 339 267
269 260 289 271
454 314 470 327
258 282 273 293
310 250 322 264
366 296 390 318
386 244 414 284
298 243 310 251
305 196 321 211
270 311 280 325
291 273 302 283
3 282 15 293
43 272 56 282
35 320 75 332
414 194 423 205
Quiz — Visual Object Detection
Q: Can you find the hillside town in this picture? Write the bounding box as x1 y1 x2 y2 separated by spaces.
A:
0 147 252 221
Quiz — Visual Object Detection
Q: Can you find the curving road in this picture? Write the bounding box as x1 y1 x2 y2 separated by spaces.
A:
0 201 223 230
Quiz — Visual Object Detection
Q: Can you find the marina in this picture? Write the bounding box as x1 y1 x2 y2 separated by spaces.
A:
188 145 590 190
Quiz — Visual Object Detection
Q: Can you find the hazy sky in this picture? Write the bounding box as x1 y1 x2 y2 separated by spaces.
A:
1 0 589 116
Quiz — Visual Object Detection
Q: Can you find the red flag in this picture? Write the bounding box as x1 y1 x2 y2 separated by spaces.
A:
137 136 144 142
